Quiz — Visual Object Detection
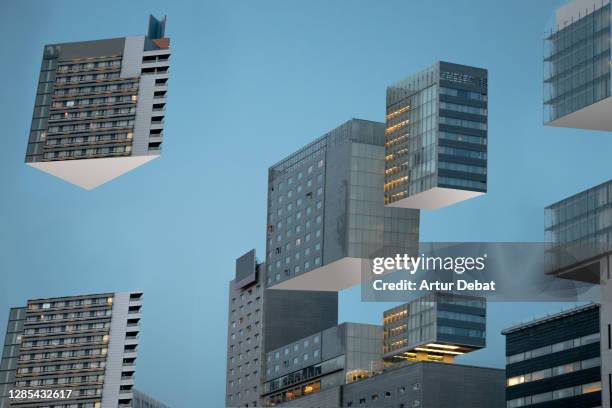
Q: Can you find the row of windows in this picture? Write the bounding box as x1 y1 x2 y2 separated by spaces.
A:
274 224 322 243
438 161 487 175
439 116 487 130
438 325 485 338
438 176 486 190
17 360 105 375
274 160 324 192
229 322 260 342
53 82 136 96
231 309 260 328
507 381 601 407
228 371 259 387
270 335 321 362
437 310 486 323
24 322 110 336
43 146 132 160
271 257 321 280
27 309 111 323
507 357 600 387
440 101 487 116
347 383 421 407
270 199 323 233
143 54 170 63
16 374 104 387
269 349 321 374
507 332 599 364
22 334 108 349
29 297 112 310
46 132 132 146
440 87 487 101
230 285 261 305
56 72 120 84
50 107 135 121
20 347 107 362
439 131 487 145
439 146 487 160
273 247 322 266
228 352 260 376
274 201 322 220
48 119 134 134
52 95 135 108
57 60 120 73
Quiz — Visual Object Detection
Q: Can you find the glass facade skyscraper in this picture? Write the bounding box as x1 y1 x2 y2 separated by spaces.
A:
384 61 488 210
544 0 612 130
503 304 602 408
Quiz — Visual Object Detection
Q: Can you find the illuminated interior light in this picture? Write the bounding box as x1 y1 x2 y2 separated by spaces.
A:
414 347 465 355
426 343 460 350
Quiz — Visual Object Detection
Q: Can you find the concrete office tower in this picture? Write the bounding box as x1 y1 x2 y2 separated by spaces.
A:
0 292 142 408
383 293 486 363
226 250 266 408
265 118 420 291
544 0 612 130
384 61 488 210
24 15 171 190
133 389 171 408
503 304 602 408
545 179 612 408
226 250 338 407
261 323 382 407
342 361 505 408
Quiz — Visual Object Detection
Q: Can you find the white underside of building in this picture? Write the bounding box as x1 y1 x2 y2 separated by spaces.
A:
27 155 158 190
547 96 612 131
387 187 484 210
268 258 364 291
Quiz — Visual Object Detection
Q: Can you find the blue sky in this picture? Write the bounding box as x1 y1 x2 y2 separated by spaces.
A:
1 0 612 406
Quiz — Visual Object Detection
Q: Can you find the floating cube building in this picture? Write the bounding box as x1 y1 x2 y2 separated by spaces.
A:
25 16 171 190
384 61 488 209
544 0 612 130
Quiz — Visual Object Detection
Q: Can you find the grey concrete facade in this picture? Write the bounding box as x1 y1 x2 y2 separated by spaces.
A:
261 323 382 406
0 292 143 408
24 15 171 190
265 118 420 291
226 261 266 408
226 250 339 407
342 361 505 408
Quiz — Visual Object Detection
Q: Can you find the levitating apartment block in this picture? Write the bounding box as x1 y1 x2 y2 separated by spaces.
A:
0 292 143 408
265 119 419 291
383 293 486 363
24 16 171 190
384 61 488 210
544 0 612 130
